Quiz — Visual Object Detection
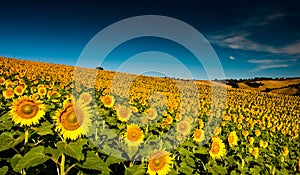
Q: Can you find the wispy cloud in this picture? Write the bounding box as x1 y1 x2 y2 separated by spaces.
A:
248 58 296 71
207 11 300 56
229 56 235 60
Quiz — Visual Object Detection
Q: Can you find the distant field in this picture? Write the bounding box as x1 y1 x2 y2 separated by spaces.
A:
237 79 300 96
0 57 299 174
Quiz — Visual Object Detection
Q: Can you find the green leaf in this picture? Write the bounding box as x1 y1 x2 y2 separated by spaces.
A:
44 147 61 161
100 128 118 139
11 154 22 169
194 146 208 155
78 151 110 173
179 162 194 174
32 121 54 135
103 145 123 159
14 146 49 172
177 147 193 157
0 166 8 175
0 120 13 131
212 164 227 175
105 156 123 166
230 170 237 175
183 156 195 168
0 132 24 152
125 164 145 175
57 139 87 161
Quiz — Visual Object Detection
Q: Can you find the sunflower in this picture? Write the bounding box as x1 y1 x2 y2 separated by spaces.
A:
249 137 255 146
199 119 204 129
176 120 191 136
282 147 289 156
252 147 259 159
124 124 144 147
214 126 222 136
193 129 204 143
228 131 238 147
38 86 47 96
0 76 5 85
254 129 261 137
3 87 14 99
209 137 226 159
9 96 46 126
101 95 115 108
166 115 173 124
14 85 25 96
79 92 92 104
147 150 173 175
53 100 91 140
116 105 132 122
146 108 158 120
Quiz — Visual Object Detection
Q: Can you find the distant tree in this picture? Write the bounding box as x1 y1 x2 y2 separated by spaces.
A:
96 66 104 70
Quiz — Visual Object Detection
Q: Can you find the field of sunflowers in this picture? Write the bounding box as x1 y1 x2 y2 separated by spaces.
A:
0 56 299 175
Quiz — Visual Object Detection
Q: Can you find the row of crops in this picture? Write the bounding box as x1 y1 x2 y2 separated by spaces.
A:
0 57 299 174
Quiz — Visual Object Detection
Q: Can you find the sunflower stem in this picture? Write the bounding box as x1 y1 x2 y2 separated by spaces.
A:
60 153 65 175
24 128 29 144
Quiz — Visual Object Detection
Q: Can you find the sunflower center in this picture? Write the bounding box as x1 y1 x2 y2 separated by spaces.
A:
212 143 220 154
22 104 34 115
228 135 234 143
154 158 162 167
128 128 140 141
18 101 39 119
66 112 78 124
149 154 166 171
60 106 84 131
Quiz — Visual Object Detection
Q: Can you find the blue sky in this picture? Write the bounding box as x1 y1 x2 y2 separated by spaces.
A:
0 0 299 79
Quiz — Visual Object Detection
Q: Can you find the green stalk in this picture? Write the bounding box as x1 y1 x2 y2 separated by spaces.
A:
60 153 65 175
24 128 29 144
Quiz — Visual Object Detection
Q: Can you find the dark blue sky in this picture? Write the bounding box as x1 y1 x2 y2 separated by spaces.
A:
0 0 299 79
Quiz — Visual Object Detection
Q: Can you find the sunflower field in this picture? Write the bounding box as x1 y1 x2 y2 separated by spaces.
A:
0 57 299 175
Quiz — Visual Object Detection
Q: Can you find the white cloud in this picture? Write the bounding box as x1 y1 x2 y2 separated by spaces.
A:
248 58 296 71
229 56 235 60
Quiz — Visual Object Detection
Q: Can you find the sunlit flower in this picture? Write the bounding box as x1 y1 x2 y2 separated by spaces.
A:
147 150 173 175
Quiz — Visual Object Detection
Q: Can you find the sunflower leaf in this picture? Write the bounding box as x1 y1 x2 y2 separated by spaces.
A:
13 146 49 172
11 154 22 169
125 164 145 175
0 132 24 152
179 162 194 174
32 121 54 136
105 156 123 166
57 139 86 161
0 166 8 175
77 151 109 173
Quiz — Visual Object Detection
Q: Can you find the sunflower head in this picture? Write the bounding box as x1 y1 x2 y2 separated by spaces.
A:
252 147 259 159
228 131 238 147
116 105 132 122
209 137 226 159
193 129 204 143
282 147 289 156
53 100 91 140
176 120 191 136
3 88 14 99
124 124 144 147
101 95 115 108
10 96 46 126
147 150 173 175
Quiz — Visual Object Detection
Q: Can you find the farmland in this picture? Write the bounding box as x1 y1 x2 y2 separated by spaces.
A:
0 57 299 175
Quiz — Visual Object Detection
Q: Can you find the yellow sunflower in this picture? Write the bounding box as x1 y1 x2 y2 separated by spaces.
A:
193 129 204 143
79 92 92 104
116 105 132 122
282 147 289 156
101 95 115 108
209 137 226 159
147 150 173 175
53 100 91 140
14 85 25 96
252 147 259 159
9 96 46 126
38 85 47 96
124 124 144 147
146 108 158 120
228 131 238 147
3 87 14 99
176 120 191 136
